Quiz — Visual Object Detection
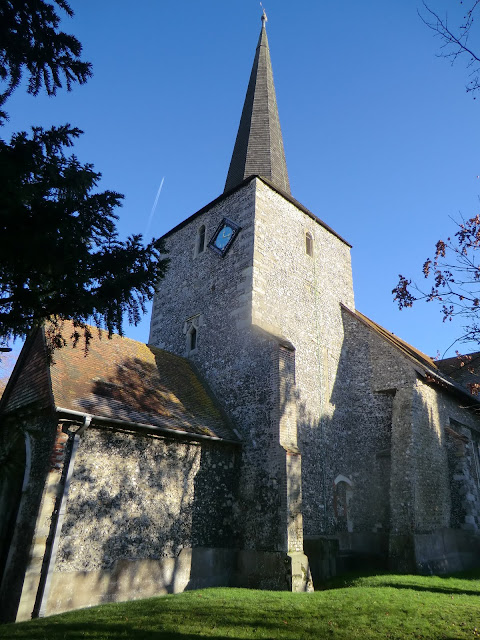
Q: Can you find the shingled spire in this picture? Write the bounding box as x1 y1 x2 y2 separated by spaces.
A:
224 12 291 195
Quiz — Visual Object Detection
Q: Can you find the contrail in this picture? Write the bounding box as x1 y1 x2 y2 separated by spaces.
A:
145 176 165 238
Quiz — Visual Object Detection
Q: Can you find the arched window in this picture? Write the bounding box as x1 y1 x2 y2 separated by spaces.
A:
305 232 313 257
333 475 353 532
196 225 206 256
188 325 197 352
184 316 201 355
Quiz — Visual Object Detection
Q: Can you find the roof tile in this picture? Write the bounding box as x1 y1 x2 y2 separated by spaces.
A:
47 323 238 442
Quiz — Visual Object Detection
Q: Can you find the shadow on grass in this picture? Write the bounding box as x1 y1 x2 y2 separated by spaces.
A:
0 623 237 640
0 603 306 640
3 578 480 640
0 618 307 640
319 570 480 597
367 582 480 596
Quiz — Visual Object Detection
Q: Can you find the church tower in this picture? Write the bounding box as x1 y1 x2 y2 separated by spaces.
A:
3 17 480 624
149 14 355 589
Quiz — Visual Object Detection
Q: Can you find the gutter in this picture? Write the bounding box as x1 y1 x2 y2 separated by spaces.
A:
422 370 480 407
54 406 241 446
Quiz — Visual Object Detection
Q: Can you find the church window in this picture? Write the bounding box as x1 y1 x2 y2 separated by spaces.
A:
195 225 206 256
184 314 202 355
188 326 197 352
305 232 313 257
208 218 241 256
333 475 353 532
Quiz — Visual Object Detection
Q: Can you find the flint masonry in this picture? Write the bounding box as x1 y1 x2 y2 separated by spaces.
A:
1 13 480 622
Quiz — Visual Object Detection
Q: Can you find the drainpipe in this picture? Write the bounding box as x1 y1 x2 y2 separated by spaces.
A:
32 404 241 617
32 404 240 618
35 414 92 618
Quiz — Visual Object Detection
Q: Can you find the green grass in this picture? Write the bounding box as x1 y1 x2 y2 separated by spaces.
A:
1 572 480 639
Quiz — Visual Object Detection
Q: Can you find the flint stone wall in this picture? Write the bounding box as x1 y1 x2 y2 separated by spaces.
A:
148 177 393 554
446 420 480 532
149 179 296 552
341 310 480 571
148 176 480 573
55 428 239 574
411 384 480 534
44 426 239 614
251 183 393 544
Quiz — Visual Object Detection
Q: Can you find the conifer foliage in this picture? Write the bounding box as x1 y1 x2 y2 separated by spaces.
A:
0 1 168 350
0 0 92 121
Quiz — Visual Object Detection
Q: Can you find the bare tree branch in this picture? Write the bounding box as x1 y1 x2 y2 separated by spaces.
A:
419 1 480 96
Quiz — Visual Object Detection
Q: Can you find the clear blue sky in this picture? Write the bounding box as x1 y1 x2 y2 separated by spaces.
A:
2 0 480 377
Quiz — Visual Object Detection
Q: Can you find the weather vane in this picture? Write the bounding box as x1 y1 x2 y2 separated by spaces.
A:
260 2 267 22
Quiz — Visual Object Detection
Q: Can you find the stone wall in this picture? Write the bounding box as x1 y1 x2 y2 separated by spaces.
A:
304 310 396 552
251 182 396 551
148 176 480 575
410 384 480 533
341 310 480 572
149 179 297 554
149 180 257 352
445 420 480 532
47 426 239 614
148 177 395 562
408 385 480 573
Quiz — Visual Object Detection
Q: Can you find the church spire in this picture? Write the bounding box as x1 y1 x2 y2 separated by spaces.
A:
224 12 291 195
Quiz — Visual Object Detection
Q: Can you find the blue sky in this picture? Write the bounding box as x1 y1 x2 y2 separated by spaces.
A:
2 0 480 377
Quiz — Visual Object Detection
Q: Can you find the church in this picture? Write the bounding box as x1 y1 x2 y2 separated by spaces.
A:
1 14 480 622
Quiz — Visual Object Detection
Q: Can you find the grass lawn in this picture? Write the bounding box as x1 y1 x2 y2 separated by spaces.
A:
0 572 479 639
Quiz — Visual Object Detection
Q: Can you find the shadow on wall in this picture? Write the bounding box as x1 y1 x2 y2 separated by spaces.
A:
445 418 480 534
0 431 25 566
79 353 217 428
0 414 60 624
388 364 480 574
49 436 238 612
298 306 480 576
298 309 397 575
0 428 26 617
42 357 240 615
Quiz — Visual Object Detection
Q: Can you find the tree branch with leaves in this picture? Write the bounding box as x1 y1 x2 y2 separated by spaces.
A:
393 215 480 347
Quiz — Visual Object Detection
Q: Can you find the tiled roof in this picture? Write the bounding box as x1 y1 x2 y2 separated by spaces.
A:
436 352 480 391
46 324 239 442
0 330 52 414
224 16 290 194
437 352 480 377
